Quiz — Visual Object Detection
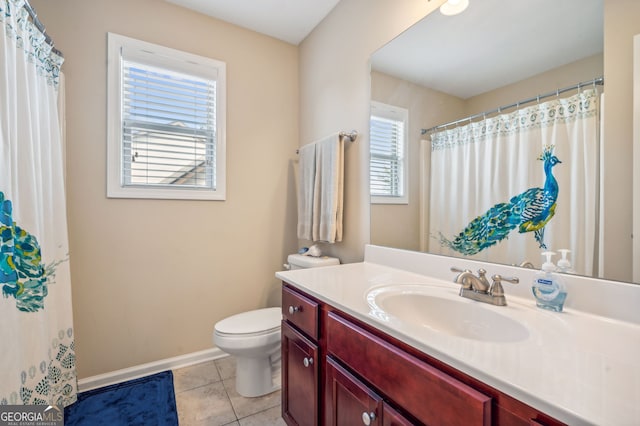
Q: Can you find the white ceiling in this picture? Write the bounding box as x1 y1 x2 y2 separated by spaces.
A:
165 0 341 45
164 0 603 99
371 0 604 99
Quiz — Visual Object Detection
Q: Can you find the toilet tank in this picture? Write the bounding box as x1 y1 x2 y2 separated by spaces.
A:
286 254 340 270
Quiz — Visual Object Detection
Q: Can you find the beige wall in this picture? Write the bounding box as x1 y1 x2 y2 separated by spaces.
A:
370 71 465 251
602 0 639 282
298 0 442 263
31 0 299 378
466 54 604 116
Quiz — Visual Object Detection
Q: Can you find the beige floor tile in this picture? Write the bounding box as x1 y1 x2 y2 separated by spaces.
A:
222 377 281 419
174 358 284 425
173 360 222 393
238 406 286 426
214 355 236 380
175 381 237 426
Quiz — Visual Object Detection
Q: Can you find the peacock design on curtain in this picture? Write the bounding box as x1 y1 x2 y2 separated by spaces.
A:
438 145 561 255
1 191 50 312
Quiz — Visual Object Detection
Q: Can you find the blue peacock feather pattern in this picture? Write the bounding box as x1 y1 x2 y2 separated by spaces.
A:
438 145 561 255
0 191 50 312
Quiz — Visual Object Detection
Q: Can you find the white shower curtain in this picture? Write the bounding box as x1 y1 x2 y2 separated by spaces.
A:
1 0 76 407
428 90 600 275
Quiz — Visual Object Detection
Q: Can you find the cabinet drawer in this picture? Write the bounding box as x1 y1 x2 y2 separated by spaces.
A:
282 286 319 340
326 312 491 426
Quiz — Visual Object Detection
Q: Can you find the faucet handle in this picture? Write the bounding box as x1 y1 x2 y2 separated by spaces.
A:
476 268 490 284
493 275 519 284
450 266 470 274
490 274 519 297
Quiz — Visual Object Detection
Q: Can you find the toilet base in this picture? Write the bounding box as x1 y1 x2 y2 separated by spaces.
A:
235 355 281 397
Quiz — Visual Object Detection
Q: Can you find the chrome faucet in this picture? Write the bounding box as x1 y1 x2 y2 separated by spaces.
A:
451 267 519 306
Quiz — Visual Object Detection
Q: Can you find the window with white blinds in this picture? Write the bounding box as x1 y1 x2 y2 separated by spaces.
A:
107 33 226 200
370 102 408 204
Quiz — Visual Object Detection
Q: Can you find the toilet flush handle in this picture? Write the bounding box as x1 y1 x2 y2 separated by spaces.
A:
288 305 300 315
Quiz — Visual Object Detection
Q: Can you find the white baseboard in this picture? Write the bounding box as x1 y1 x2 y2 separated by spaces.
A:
77 347 227 392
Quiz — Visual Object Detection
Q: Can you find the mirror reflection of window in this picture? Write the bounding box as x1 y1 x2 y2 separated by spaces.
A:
370 101 408 204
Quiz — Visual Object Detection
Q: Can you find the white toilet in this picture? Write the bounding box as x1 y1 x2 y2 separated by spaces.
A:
213 253 339 397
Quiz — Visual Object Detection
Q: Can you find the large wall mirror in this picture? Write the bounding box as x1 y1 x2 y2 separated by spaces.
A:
370 0 638 284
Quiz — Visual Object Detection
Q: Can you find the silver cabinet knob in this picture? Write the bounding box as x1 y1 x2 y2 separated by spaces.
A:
288 305 300 315
362 411 376 425
303 357 313 368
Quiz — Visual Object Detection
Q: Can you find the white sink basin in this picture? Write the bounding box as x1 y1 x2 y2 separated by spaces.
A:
367 285 529 343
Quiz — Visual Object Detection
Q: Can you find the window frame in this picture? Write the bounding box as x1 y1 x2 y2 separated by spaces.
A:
369 101 409 205
107 33 226 200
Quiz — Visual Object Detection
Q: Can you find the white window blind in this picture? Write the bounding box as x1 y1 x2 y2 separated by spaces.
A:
107 33 226 200
370 102 408 204
123 61 216 188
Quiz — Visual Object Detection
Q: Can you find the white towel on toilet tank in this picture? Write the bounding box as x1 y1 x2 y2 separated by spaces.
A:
312 134 344 243
296 143 316 240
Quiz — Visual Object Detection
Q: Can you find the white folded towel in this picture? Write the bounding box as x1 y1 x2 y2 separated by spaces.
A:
296 143 316 240
312 134 344 243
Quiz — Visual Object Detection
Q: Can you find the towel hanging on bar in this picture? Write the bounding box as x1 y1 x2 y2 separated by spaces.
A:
312 134 344 243
296 133 345 243
297 143 316 241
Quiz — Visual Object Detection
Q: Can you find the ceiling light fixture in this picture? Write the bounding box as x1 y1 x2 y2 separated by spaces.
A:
439 0 469 16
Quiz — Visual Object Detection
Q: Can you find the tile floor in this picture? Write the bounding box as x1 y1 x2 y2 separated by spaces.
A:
172 356 286 426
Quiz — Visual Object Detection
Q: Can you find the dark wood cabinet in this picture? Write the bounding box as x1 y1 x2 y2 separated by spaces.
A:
281 283 564 426
282 286 322 426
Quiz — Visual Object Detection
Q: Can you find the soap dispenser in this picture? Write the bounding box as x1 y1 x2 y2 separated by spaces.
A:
557 249 575 274
531 251 567 312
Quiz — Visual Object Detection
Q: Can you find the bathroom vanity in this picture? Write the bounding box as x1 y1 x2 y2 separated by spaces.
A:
277 245 640 426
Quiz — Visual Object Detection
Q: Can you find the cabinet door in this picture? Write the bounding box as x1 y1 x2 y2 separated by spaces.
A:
282 321 319 426
325 357 382 426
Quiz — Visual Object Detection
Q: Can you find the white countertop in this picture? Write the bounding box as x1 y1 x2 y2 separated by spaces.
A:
276 258 640 426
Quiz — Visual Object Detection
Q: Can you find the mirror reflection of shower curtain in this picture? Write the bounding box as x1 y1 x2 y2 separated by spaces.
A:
426 90 600 275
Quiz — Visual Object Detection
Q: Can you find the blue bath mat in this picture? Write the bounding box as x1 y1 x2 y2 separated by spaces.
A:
64 370 178 425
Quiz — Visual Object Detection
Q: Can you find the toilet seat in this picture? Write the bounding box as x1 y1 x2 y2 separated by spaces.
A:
214 307 281 336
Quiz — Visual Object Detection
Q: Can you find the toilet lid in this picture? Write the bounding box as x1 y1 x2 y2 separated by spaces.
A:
215 307 281 335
